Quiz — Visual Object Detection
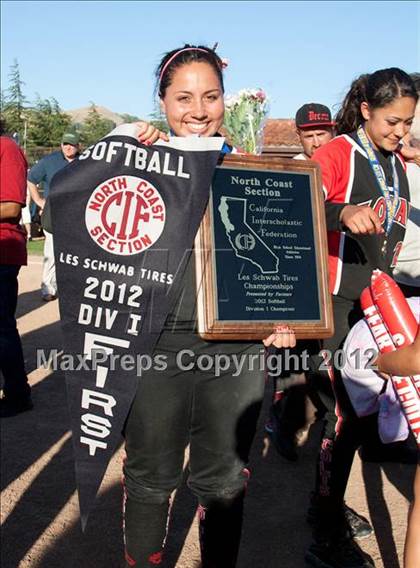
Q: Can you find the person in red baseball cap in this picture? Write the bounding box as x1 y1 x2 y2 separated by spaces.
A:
294 102 335 159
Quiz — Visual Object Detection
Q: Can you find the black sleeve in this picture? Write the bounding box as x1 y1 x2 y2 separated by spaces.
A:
325 202 347 231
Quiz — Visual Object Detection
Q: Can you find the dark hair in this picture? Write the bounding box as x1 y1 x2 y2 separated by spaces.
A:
335 67 418 134
156 44 225 98
410 72 420 95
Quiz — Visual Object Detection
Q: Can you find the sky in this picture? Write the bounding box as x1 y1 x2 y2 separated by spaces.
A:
1 1 419 120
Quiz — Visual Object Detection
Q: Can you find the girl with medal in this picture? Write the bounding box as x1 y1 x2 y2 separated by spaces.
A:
121 44 291 568
304 68 418 568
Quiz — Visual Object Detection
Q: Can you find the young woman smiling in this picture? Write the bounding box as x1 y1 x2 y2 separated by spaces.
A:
304 68 418 568
121 44 288 568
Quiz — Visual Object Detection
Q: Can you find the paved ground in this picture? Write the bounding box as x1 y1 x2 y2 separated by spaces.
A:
0 256 416 567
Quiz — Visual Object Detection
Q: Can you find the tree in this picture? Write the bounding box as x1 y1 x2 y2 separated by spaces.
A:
148 106 169 133
119 113 141 123
0 90 6 125
80 102 115 145
3 59 27 142
120 108 169 133
0 90 6 113
28 95 72 147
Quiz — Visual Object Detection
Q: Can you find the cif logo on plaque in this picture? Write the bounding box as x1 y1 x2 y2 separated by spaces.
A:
219 196 279 274
85 175 166 255
235 233 256 251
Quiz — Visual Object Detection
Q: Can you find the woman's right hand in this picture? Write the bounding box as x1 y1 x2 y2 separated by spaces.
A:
339 204 384 235
263 325 297 349
135 121 169 145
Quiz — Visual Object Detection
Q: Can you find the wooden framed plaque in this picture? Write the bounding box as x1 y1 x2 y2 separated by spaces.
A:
195 154 334 340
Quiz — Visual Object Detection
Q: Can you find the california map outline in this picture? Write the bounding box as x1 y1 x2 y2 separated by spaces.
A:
218 196 280 274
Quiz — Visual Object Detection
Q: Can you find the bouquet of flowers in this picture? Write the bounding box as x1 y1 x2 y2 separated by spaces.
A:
224 89 269 154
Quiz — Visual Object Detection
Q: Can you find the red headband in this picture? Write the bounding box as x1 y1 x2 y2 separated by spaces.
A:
159 47 211 86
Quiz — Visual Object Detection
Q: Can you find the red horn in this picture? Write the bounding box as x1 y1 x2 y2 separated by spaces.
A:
370 270 418 346
359 273 420 446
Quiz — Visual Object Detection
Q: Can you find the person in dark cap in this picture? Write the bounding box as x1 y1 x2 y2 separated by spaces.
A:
294 102 335 160
27 132 80 301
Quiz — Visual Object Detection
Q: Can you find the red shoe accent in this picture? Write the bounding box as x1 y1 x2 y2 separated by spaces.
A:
148 551 163 565
319 438 333 497
243 467 251 491
125 550 136 566
197 503 206 521
274 390 284 403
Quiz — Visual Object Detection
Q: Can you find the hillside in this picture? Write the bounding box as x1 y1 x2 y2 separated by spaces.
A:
65 105 125 126
64 106 301 152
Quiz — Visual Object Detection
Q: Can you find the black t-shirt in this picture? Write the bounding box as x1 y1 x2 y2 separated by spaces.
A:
155 250 261 355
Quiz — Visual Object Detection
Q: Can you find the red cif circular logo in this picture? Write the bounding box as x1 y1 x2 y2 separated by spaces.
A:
85 175 166 255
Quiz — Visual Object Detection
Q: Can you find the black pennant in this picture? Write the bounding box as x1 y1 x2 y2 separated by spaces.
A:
50 128 223 528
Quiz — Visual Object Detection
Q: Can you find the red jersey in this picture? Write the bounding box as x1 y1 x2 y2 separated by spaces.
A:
0 136 28 265
313 133 409 301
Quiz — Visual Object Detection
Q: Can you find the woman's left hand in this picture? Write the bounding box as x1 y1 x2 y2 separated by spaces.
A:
263 325 297 348
135 121 169 145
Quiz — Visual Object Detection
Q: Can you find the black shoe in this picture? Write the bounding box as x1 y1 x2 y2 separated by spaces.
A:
359 441 417 464
344 505 373 540
0 397 33 418
307 496 373 541
305 537 375 568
